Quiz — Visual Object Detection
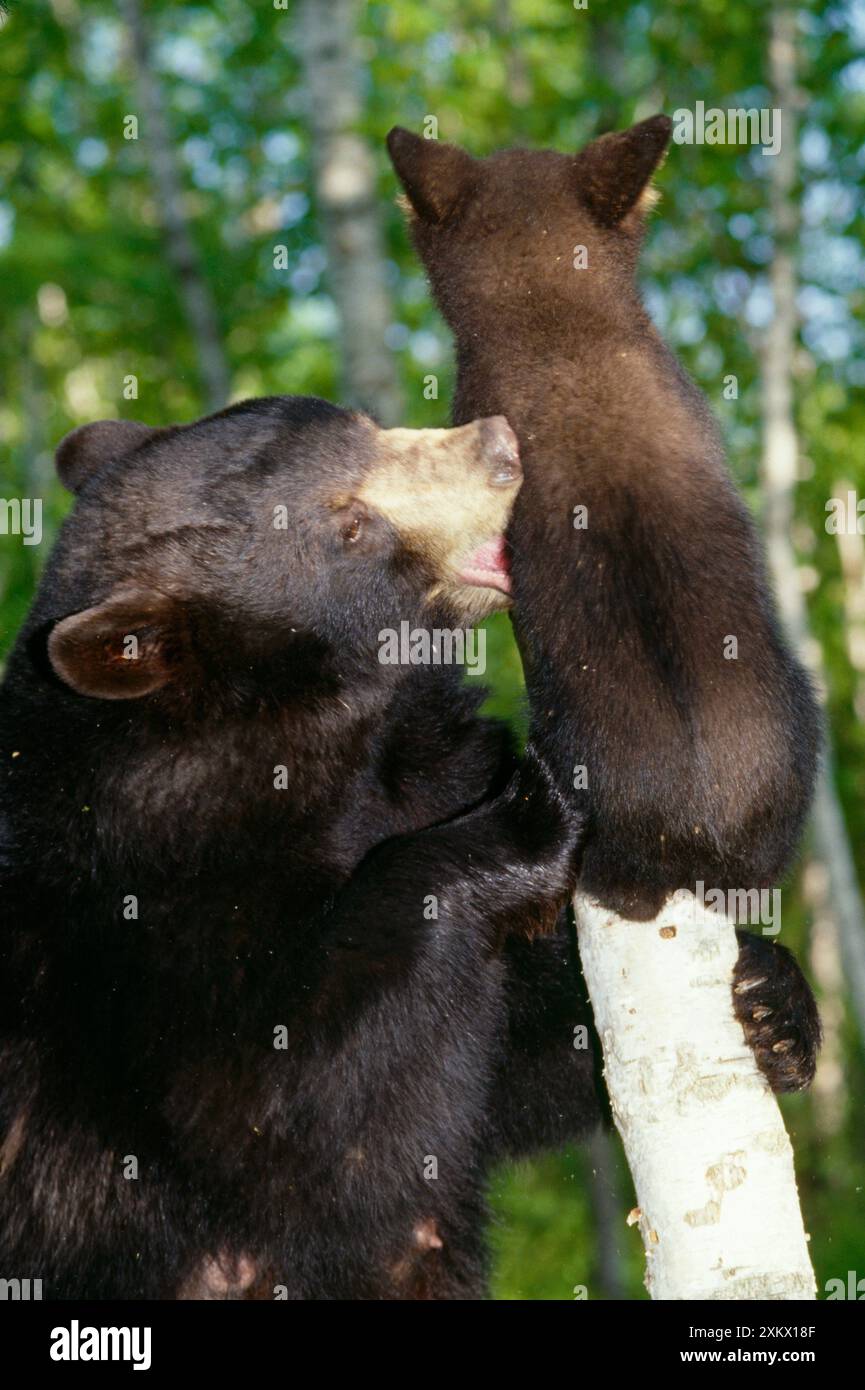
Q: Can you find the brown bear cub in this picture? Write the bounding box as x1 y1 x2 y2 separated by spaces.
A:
388 117 820 1085
1 397 595 1299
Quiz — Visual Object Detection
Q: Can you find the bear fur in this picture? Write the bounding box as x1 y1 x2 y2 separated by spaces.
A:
387 116 821 1097
0 396 604 1300
387 116 822 923
0 380 818 1298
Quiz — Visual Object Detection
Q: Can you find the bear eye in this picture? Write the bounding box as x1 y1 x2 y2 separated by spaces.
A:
340 514 363 544
332 501 379 550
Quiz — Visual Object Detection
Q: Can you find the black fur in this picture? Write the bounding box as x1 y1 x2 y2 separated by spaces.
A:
0 396 595 1299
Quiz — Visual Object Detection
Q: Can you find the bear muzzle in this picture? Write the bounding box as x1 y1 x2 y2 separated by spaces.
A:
358 415 522 618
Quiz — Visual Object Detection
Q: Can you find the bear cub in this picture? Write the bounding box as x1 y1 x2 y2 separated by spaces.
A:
388 116 821 1087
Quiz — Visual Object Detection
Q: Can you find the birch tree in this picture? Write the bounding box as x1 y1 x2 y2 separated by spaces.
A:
576 892 816 1299
573 2 822 1300
296 0 404 426
758 5 865 1042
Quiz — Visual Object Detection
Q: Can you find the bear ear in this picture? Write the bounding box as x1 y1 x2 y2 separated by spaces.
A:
55 419 162 494
386 127 477 224
47 590 182 700
574 114 672 228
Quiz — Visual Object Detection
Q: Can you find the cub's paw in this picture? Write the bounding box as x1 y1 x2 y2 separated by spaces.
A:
733 931 821 1093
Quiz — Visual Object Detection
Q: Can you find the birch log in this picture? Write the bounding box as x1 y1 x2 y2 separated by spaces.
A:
575 890 816 1299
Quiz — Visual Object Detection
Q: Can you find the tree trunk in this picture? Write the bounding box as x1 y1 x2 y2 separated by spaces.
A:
296 0 404 425
805 859 846 1135
833 480 865 723
758 4 865 1043
586 1126 627 1300
575 891 815 1299
571 2 821 1301
119 0 230 412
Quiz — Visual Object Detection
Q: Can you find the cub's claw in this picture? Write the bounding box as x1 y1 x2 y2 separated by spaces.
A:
733 931 821 1093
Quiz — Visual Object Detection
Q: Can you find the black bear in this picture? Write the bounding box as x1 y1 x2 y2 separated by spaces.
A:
0 392 817 1302
387 111 824 955
387 116 822 922
0 396 601 1300
387 115 820 1092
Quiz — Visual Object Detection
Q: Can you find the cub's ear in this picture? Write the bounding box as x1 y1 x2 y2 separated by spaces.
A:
386 127 477 224
56 419 162 494
575 114 672 228
48 591 181 700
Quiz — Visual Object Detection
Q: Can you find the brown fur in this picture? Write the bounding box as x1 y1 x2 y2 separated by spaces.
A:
387 118 821 919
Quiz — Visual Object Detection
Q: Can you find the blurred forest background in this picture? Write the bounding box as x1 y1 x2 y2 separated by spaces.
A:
1 0 864 1298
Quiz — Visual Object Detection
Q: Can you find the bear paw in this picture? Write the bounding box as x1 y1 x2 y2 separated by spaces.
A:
733 931 821 1093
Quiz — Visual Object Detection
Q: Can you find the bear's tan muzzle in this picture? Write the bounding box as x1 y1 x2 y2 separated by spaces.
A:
360 416 522 621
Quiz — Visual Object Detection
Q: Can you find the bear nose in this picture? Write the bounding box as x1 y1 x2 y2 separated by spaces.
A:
479 416 522 487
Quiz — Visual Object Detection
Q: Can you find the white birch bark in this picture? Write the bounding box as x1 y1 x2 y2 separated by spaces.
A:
575 891 816 1300
759 6 865 1042
568 2 853 1302
833 482 865 722
296 0 404 426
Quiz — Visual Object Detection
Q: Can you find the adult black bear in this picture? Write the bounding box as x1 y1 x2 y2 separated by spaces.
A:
0 396 599 1300
0 393 816 1301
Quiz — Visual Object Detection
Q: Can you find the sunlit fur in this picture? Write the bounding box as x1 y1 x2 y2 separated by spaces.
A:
388 119 820 1099
388 119 822 922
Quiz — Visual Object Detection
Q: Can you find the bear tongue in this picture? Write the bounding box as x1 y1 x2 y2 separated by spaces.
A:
458 537 511 594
